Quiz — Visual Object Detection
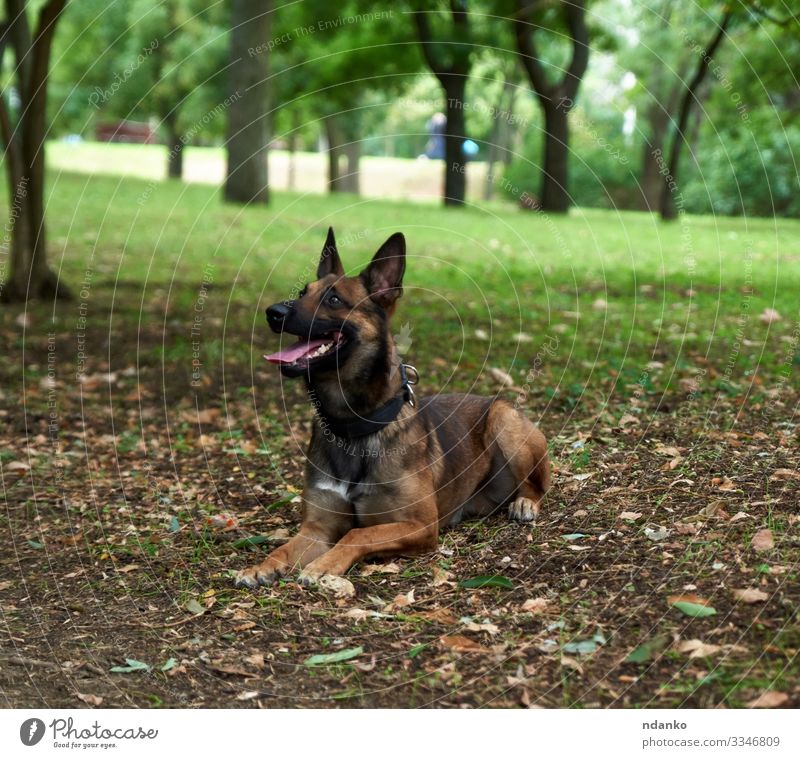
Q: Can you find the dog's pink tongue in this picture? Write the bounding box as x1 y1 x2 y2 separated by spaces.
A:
265 339 328 364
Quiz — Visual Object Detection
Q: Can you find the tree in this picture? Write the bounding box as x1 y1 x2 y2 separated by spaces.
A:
513 0 590 213
48 0 228 180
614 0 695 211
0 0 70 303
411 1 475 206
145 0 228 180
224 0 270 204
659 6 733 219
272 1 419 196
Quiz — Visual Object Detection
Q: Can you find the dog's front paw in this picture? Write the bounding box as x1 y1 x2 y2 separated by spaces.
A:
509 496 539 523
297 566 324 587
235 562 281 589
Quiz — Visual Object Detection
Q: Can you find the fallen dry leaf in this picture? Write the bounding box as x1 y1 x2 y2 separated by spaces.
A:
343 608 373 622
759 308 781 324
677 639 721 658
244 652 265 669
668 593 711 607
751 529 774 553
462 620 500 635
186 407 221 425
645 526 670 541
770 468 799 481
415 607 458 624
384 589 415 612
521 598 549 614
619 511 642 521
432 566 454 586
439 634 491 654
560 655 584 673
360 562 400 576
732 588 769 604
712 476 736 491
76 693 103 706
488 367 517 389
747 691 789 708
317 575 355 598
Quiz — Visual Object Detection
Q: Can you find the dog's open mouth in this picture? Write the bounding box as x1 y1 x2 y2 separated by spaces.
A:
265 331 346 367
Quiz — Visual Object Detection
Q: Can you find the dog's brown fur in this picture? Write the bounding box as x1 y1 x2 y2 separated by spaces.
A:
235 230 550 588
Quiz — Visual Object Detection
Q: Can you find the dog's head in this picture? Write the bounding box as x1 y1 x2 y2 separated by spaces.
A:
265 228 405 380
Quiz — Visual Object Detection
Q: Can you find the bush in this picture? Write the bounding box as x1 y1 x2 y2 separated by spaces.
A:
682 115 800 217
501 109 639 209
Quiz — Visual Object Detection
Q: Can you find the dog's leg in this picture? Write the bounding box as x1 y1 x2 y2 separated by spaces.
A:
298 519 438 584
484 400 550 523
235 488 351 588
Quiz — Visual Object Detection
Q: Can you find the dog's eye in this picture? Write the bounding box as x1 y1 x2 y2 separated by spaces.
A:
326 294 342 306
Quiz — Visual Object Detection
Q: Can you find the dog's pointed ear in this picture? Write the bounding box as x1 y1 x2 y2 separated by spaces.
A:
361 233 405 310
317 227 344 278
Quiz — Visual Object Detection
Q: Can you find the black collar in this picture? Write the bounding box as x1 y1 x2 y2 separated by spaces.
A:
315 364 418 440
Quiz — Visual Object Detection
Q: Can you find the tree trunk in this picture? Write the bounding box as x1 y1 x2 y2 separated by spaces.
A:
165 112 183 179
660 10 733 220
411 7 471 207
442 77 467 206
513 0 589 214
287 127 297 191
639 99 672 211
224 0 270 205
341 139 360 195
484 77 515 200
1 0 70 303
500 86 517 167
540 104 570 213
325 116 346 192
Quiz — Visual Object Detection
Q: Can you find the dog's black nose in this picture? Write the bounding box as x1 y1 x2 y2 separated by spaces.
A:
266 301 293 332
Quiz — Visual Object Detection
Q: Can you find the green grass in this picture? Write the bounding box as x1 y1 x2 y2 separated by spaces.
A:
1 145 800 409
5 154 800 400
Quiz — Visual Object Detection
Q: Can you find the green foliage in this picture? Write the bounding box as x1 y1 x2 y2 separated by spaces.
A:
49 0 228 141
35 0 800 214
683 116 800 217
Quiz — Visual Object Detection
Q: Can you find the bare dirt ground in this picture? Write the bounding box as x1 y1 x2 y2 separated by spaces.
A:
1 300 798 709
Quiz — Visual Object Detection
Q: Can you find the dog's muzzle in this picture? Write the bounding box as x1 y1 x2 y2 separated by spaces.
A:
266 301 294 333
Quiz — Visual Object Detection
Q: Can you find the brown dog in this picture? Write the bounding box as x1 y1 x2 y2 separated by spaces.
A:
235 229 550 588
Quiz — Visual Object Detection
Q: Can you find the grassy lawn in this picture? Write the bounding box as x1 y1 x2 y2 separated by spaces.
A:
1 165 798 708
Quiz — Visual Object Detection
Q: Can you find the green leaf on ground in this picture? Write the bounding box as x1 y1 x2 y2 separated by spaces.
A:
304 646 363 667
563 632 607 655
626 634 670 663
110 658 151 673
672 601 717 618
184 598 205 615
232 535 273 549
